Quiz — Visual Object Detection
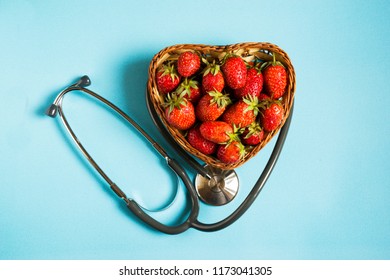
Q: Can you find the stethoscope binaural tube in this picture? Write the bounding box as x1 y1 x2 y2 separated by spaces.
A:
47 75 199 234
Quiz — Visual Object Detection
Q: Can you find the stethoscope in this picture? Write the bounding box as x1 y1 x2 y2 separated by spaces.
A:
46 75 293 234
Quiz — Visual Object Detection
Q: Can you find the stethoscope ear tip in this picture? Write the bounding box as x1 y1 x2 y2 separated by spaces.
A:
76 75 91 88
46 104 58 118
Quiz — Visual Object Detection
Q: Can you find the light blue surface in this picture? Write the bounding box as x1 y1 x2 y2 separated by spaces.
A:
1 0 389 260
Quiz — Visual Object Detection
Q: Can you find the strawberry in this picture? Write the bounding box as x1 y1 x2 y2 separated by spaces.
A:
221 56 247 89
176 78 201 103
202 61 225 93
234 66 263 99
262 53 287 99
163 92 196 130
199 121 233 144
261 101 284 132
156 63 180 94
195 90 231 122
187 126 217 155
177 51 201 77
241 122 264 146
259 93 270 101
217 141 246 164
221 95 260 128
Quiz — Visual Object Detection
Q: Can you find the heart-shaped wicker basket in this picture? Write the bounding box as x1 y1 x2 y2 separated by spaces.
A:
147 42 296 170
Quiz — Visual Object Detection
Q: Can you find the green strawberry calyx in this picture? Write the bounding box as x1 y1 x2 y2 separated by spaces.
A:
163 92 188 114
221 52 241 66
244 122 262 139
258 96 283 118
243 94 262 116
260 52 285 71
208 90 232 108
259 95 282 109
252 61 263 73
202 60 221 76
176 78 199 98
237 141 247 159
224 124 244 144
160 63 180 81
222 140 247 161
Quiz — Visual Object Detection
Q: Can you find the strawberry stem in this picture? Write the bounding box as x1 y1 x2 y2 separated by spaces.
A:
272 52 276 66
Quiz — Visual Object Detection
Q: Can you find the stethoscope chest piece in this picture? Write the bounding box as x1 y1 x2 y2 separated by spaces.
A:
195 165 239 206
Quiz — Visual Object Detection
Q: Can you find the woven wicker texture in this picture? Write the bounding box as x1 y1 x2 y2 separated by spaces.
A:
147 42 296 170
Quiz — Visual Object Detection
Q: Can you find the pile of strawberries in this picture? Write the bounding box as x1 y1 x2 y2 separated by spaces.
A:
155 50 287 164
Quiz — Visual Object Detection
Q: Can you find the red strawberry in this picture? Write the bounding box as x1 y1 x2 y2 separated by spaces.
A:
163 93 196 130
195 90 231 122
234 67 263 99
221 95 260 128
241 122 264 146
262 53 287 99
156 63 180 94
187 126 217 155
261 102 284 132
177 51 201 77
221 56 247 89
176 78 201 103
199 121 233 144
217 141 246 164
202 61 225 93
259 93 270 101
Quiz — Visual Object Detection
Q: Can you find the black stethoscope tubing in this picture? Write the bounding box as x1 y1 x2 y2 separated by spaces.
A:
47 75 293 234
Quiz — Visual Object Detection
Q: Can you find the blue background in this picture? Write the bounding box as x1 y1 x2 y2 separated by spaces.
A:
1 0 389 260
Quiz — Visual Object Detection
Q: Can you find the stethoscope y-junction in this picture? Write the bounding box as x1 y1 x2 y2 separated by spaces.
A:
46 75 293 234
